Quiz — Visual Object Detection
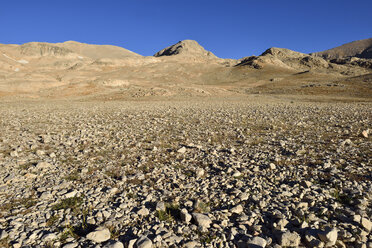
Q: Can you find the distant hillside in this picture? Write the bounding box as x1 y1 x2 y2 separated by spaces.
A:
312 38 372 59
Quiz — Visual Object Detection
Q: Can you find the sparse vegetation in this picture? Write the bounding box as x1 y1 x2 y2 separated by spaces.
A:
156 209 174 222
156 202 180 223
0 196 36 217
104 167 122 180
64 170 81 181
0 237 11 248
331 188 353 205
194 201 211 213
51 197 83 211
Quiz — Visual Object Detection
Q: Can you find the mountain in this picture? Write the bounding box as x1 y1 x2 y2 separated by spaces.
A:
154 40 217 58
0 41 141 60
0 39 371 100
312 38 372 59
58 41 141 59
237 47 330 70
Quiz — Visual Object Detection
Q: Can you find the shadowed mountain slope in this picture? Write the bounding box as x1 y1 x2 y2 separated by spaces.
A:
312 38 372 59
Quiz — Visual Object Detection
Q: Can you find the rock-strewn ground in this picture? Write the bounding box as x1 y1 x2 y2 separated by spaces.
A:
0 98 371 248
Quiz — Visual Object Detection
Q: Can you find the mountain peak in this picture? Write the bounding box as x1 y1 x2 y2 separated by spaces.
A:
154 40 217 58
261 47 306 58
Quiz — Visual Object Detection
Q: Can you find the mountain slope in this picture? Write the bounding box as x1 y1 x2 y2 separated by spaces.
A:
237 47 330 71
154 40 217 58
0 41 141 60
58 41 141 59
312 38 372 59
0 39 371 100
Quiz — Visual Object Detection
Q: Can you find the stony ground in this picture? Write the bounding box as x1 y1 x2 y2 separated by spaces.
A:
0 98 371 248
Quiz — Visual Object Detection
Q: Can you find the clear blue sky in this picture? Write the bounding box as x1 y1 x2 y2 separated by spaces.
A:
1 0 371 59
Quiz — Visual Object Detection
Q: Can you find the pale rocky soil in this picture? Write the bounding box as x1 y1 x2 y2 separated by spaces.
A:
0 97 371 248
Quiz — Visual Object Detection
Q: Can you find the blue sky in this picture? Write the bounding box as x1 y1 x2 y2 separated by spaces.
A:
1 0 371 59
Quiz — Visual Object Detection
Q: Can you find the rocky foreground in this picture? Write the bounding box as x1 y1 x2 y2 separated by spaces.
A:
0 99 371 248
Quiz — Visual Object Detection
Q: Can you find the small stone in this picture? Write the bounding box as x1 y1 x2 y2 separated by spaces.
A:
247 236 267 248
318 227 338 247
36 161 53 170
361 130 369 138
183 240 198 248
269 163 276 170
62 242 79 248
0 229 9 240
40 191 53 200
353 214 362 223
192 213 211 228
231 204 244 214
24 173 37 179
138 207 149 216
177 147 187 154
109 187 119 195
63 190 78 198
361 218 372 232
156 201 166 211
297 202 308 209
196 168 204 178
128 239 137 248
103 240 124 248
341 139 352 146
13 243 22 248
135 235 152 248
336 240 346 248
279 231 301 247
86 226 111 243
180 208 192 223
233 171 242 177
42 233 57 241
239 192 249 201
10 150 18 157
301 180 312 188
274 219 289 231
305 234 324 248
36 150 45 156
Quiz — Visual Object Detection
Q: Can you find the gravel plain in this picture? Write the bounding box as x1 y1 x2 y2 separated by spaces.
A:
0 98 371 248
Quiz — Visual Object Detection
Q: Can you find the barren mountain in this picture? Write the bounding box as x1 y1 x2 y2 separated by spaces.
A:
235 47 369 75
312 38 372 59
0 39 371 100
57 41 141 59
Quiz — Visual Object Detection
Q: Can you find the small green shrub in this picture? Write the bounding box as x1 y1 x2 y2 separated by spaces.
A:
46 214 59 226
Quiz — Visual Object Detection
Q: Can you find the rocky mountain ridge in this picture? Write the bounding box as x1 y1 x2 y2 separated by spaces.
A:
0 38 371 100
